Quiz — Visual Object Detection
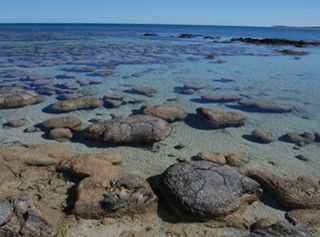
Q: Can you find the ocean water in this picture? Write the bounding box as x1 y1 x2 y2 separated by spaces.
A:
0 24 320 236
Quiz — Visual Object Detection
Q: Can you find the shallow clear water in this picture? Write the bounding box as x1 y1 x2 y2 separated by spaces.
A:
0 24 320 180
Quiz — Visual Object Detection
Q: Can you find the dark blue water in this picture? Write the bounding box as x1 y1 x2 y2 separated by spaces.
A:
0 23 320 41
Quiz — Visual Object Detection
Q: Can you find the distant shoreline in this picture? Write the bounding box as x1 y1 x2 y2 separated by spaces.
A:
273 25 320 30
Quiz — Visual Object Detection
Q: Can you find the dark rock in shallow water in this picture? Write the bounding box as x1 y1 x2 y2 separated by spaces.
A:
231 37 320 47
0 88 44 109
244 169 320 209
238 99 293 113
178 33 198 39
143 33 158 37
142 104 187 122
3 118 27 128
196 107 246 128
201 94 241 103
251 129 274 143
248 220 317 237
83 115 172 144
275 49 309 56
49 98 103 113
130 86 157 97
158 161 261 219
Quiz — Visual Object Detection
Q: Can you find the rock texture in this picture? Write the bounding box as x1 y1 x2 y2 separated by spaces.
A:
158 161 262 219
0 195 62 237
194 152 226 165
142 104 187 122
226 153 249 167
251 129 274 143
58 153 156 219
238 99 293 113
286 209 320 229
42 116 82 132
244 170 320 209
49 98 103 113
282 132 316 145
103 93 125 108
49 128 73 141
83 115 172 144
0 88 44 109
3 118 27 128
231 37 320 47
131 86 157 97
196 107 245 128
247 220 317 237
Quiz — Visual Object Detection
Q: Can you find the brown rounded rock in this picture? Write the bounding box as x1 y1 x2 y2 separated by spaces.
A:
251 129 274 143
238 99 293 113
0 88 44 109
49 128 73 141
245 169 320 209
226 153 249 167
83 115 172 144
42 116 82 132
50 98 103 113
196 107 245 128
143 104 187 122
194 152 226 165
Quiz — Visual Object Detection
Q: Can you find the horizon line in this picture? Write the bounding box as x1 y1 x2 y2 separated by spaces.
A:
0 22 318 29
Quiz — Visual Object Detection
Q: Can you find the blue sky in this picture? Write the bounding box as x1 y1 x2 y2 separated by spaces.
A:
0 0 319 26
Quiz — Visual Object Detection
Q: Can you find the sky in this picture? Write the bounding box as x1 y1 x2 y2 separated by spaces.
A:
0 0 319 26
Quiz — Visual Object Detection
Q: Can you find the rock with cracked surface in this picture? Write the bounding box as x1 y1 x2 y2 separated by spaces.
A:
142 104 187 122
158 161 262 219
244 169 320 209
247 220 317 237
0 194 62 237
238 99 293 113
49 98 103 113
58 153 156 219
0 88 44 109
42 116 82 132
196 107 246 128
83 115 172 144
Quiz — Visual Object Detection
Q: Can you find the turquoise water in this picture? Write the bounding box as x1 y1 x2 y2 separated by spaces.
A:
0 24 320 179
